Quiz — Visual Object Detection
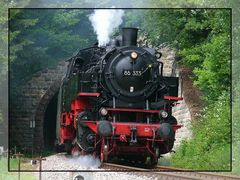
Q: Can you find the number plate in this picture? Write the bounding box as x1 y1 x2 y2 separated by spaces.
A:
123 70 142 77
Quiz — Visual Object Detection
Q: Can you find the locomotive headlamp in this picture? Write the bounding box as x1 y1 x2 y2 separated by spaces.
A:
159 110 168 118
99 107 108 116
130 51 138 59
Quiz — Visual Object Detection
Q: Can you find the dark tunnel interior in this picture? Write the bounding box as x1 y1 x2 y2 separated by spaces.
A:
43 92 59 150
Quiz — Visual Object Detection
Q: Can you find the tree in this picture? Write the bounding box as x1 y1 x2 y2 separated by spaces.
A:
141 9 230 101
9 9 96 88
0 0 31 148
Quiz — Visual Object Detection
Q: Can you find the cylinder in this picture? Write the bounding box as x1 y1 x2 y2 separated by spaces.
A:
122 27 138 46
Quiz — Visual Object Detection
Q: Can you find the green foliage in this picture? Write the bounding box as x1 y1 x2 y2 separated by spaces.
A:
170 92 230 170
0 2 11 77
141 9 230 101
233 140 240 175
232 81 240 175
142 9 188 45
193 33 230 100
0 158 36 179
10 9 96 88
0 0 32 146
123 10 145 28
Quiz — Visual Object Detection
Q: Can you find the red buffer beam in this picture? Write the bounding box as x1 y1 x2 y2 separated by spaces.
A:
107 107 160 113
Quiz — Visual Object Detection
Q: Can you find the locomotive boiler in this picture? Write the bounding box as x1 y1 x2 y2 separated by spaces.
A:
56 27 182 166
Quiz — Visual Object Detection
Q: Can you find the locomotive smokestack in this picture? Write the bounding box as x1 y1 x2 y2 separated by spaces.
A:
122 27 138 46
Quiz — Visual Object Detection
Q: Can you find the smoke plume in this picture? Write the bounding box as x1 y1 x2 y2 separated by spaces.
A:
69 155 101 169
89 9 124 46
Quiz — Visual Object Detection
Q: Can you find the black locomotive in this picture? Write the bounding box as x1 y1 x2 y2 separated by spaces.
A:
57 27 182 166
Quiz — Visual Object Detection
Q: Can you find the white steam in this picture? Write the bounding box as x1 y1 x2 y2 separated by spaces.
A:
69 155 101 169
89 9 124 46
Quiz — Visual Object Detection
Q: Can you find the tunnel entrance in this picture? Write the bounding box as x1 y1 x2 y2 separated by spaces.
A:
43 92 59 150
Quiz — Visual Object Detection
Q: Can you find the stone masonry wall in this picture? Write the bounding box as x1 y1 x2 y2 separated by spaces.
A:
155 45 193 148
9 61 68 151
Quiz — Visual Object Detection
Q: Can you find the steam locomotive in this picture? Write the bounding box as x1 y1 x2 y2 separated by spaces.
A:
56 27 182 166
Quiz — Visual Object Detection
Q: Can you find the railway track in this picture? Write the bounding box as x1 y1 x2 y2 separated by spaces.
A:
101 163 240 180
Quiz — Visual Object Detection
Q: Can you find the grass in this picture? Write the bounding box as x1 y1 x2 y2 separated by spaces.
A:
9 156 37 171
0 157 36 180
232 141 240 176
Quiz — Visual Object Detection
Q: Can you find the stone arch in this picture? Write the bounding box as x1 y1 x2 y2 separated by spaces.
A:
34 80 61 150
9 60 68 151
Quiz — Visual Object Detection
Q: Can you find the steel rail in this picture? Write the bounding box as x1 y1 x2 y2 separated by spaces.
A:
101 163 240 180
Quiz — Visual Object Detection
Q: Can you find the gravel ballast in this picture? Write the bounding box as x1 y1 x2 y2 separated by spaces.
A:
35 153 157 180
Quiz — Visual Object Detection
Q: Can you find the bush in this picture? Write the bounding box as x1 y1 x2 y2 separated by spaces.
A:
170 92 230 170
